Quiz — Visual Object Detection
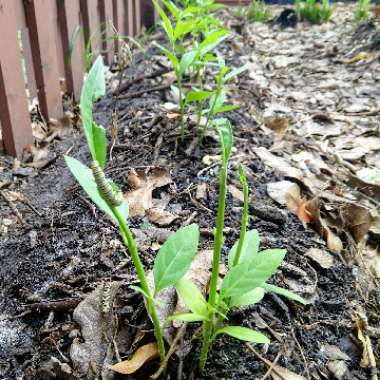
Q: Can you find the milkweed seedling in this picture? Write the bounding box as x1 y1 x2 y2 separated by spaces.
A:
169 121 306 371
355 0 372 21
296 0 332 24
246 0 272 23
64 57 200 362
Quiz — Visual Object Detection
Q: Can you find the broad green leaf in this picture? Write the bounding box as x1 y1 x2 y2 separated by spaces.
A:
198 29 229 56
179 50 198 75
162 0 180 19
263 283 308 305
215 326 269 344
175 278 208 317
154 43 179 69
80 56 106 167
221 249 286 298
230 287 265 308
168 313 208 322
213 104 240 114
215 119 233 164
92 122 107 168
153 0 174 43
185 89 212 103
64 156 128 222
224 63 249 82
228 230 260 268
153 224 199 293
174 19 194 40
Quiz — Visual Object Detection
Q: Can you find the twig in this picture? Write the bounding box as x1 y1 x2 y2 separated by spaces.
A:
23 298 82 312
291 328 310 380
0 190 25 225
246 344 287 380
260 350 282 380
150 324 188 379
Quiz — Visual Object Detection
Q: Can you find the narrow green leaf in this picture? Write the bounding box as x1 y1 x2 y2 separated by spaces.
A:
185 89 212 103
130 285 150 300
175 278 208 317
221 249 286 298
230 287 265 308
153 0 174 43
179 50 198 75
168 313 208 322
198 29 229 56
213 104 240 114
215 119 233 164
153 224 199 293
64 156 128 222
67 25 81 66
215 326 269 344
224 63 249 82
92 122 107 168
228 230 260 268
263 283 308 305
154 42 179 69
162 0 180 19
80 56 106 166
174 19 194 40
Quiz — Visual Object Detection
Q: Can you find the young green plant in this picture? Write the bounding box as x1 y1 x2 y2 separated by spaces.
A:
296 0 332 24
64 57 200 362
246 0 272 23
355 0 372 21
170 121 306 371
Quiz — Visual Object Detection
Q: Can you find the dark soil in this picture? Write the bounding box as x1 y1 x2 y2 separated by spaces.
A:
1 8 379 380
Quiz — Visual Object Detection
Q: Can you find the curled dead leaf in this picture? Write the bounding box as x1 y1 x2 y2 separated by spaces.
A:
109 343 159 374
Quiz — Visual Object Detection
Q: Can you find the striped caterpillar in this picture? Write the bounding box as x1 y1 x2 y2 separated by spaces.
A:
91 160 123 207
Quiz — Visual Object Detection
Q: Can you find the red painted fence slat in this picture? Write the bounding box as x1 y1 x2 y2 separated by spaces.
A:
0 0 33 157
24 0 63 120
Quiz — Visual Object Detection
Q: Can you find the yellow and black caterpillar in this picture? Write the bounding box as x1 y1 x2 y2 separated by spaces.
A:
91 160 123 207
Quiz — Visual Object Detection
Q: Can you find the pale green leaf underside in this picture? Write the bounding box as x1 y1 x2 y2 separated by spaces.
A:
175 278 208 317
216 326 269 344
230 287 265 308
228 229 260 268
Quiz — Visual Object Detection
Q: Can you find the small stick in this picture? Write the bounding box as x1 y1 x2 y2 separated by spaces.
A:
0 190 25 225
23 298 82 312
291 328 310 380
246 344 287 380
150 324 188 380
260 350 282 380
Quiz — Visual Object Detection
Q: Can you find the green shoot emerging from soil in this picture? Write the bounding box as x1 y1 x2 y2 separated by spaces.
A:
64 57 200 362
296 0 332 24
355 0 372 22
247 0 272 22
168 121 306 371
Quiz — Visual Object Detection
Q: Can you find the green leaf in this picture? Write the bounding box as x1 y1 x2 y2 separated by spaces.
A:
221 249 286 298
175 278 208 317
230 287 265 308
153 0 174 43
168 313 208 322
179 50 198 75
64 156 128 222
198 29 229 56
129 285 151 300
153 224 199 293
228 230 260 268
263 283 308 305
215 119 233 164
215 326 269 344
154 42 179 69
224 63 249 82
213 104 240 114
185 89 212 103
80 56 106 167
174 19 194 40
162 0 180 19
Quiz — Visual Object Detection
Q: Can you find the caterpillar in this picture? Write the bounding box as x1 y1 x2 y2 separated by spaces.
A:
91 160 123 207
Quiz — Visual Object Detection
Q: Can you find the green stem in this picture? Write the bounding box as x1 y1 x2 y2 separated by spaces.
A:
200 84 221 142
111 207 166 362
232 173 249 267
199 159 228 371
178 74 185 142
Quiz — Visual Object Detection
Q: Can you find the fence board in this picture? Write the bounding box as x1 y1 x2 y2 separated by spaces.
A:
57 0 85 100
99 0 114 64
0 0 32 157
25 0 63 120
125 0 134 36
134 0 141 35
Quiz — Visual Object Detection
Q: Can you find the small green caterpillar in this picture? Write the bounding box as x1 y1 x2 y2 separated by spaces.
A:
91 160 123 207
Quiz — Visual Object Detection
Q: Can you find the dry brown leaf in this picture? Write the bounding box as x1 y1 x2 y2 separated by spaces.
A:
196 183 207 200
327 360 348 380
267 181 300 206
339 204 373 242
146 208 178 226
266 117 288 138
24 144 51 169
109 343 159 374
305 248 334 269
228 184 244 203
270 365 307 380
125 168 172 218
166 112 180 119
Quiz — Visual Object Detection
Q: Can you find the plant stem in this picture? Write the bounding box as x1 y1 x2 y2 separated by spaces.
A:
232 174 249 267
199 159 228 371
177 74 185 142
111 207 166 362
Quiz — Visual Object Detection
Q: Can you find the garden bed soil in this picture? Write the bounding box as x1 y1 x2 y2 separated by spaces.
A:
1 4 379 379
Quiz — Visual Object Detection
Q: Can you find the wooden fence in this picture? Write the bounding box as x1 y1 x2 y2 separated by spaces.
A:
0 0 248 158
0 0 155 157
